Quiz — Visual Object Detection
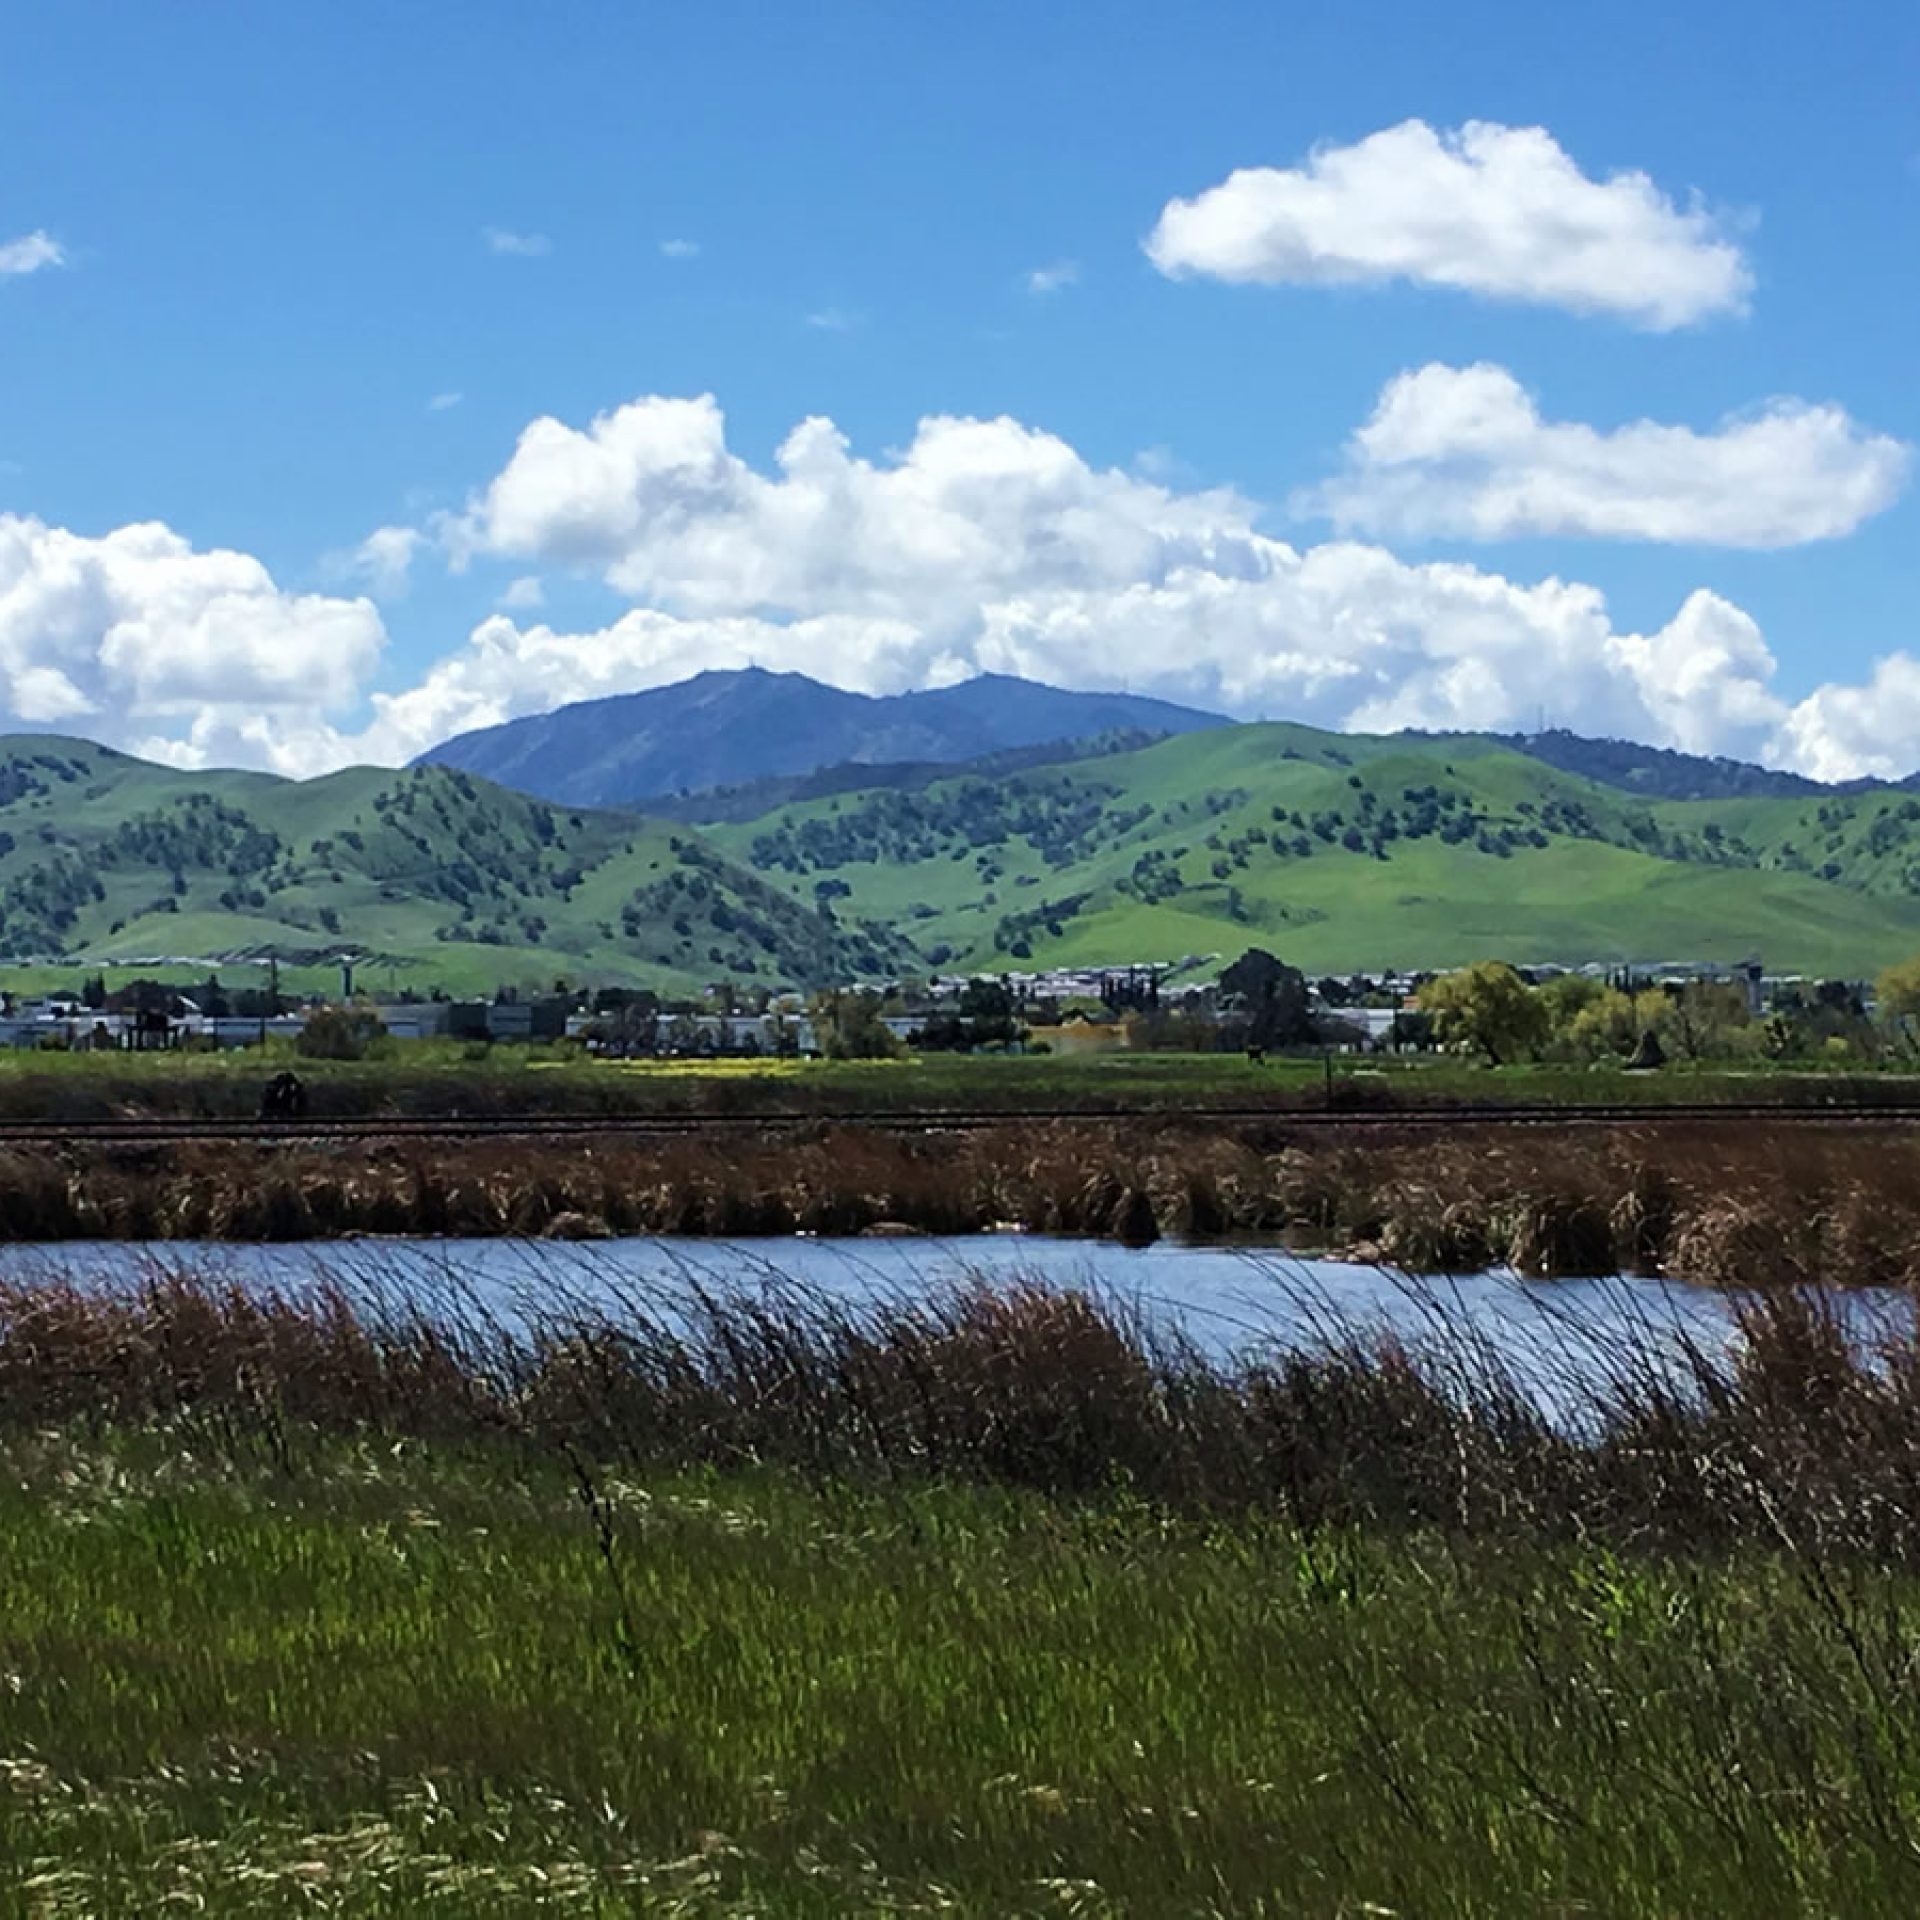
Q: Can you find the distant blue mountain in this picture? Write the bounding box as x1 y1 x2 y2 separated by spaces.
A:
412 668 1228 807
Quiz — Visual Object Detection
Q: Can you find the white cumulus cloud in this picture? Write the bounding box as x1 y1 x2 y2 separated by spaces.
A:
1146 120 1751 329
1770 657 1920 783
298 562 1809 781
9 397 1920 784
450 393 1265 627
1306 363 1911 546
0 514 385 774
659 238 700 259
405 393 1920 779
0 230 65 277
343 525 423 597
345 393 1834 774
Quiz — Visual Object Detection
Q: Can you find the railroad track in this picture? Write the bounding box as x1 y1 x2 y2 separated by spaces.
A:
10 1100 1920 1145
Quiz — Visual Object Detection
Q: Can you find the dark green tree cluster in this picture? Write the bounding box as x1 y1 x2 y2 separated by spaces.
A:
0 854 105 951
992 891 1092 958
918 977 1023 1050
0 751 85 807
104 798 281 879
748 778 1140 877
1219 949 1314 1051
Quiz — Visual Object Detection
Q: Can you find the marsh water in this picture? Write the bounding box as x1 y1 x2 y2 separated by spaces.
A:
3 1234 1910 1425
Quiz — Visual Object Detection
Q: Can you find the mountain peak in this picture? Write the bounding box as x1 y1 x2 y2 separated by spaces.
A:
413 669 1227 809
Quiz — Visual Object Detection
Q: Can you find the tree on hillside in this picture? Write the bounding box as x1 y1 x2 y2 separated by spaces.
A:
1418 962 1549 1066
1219 948 1313 1051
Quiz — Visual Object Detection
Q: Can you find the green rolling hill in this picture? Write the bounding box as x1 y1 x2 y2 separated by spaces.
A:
703 724 1920 979
10 720 1920 991
0 738 911 996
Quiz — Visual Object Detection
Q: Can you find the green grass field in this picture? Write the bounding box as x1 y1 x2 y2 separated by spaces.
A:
3 1039 1919 1123
5 1432 1919 1915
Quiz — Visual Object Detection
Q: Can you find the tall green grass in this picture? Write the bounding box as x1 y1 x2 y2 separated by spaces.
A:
7 1436 1920 1914
5 1264 1920 1911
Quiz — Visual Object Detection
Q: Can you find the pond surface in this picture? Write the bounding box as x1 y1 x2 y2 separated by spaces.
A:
3 1234 1910 1424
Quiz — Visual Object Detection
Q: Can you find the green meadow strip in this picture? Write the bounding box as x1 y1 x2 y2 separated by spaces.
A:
4 1436 1920 1914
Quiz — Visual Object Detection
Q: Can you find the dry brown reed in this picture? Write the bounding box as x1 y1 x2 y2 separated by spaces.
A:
5 1118 1920 1290
6 1263 1920 1564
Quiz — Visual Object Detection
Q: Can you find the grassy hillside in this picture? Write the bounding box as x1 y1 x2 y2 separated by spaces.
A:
707 723 1920 976
15 720 1920 990
0 738 908 994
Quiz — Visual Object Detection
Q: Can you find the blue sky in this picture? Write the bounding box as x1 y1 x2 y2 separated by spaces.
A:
2 0 1916 778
